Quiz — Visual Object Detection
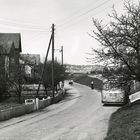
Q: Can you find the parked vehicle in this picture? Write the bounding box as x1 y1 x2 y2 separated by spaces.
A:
101 79 126 105
69 80 73 85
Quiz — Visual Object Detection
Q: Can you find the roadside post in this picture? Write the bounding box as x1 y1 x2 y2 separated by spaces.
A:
91 81 94 89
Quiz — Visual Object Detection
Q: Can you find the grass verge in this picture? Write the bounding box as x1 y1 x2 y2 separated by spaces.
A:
105 100 140 140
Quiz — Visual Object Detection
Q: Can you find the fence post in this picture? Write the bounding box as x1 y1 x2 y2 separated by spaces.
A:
35 98 39 110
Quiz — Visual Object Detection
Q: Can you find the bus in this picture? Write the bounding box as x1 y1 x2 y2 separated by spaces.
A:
101 79 126 105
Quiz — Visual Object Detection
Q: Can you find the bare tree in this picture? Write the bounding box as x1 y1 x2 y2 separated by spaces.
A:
90 1 140 83
40 61 66 95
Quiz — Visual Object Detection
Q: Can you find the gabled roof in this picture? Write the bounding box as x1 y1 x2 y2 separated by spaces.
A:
0 33 22 52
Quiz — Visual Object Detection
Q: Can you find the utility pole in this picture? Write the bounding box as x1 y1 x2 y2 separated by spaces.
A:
36 32 52 98
61 46 63 66
52 24 55 102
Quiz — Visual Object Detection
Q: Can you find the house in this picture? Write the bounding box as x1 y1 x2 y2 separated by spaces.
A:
0 33 22 86
20 53 40 79
20 54 40 65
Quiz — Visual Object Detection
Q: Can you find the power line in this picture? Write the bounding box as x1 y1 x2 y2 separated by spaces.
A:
57 0 122 31
0 0 120 32
0 23 50 32
57 0 114 28
23 33 48 46
55 0 103 24
0 18 48 28
0 0 122 36
0 0 103 31
0 17 51 32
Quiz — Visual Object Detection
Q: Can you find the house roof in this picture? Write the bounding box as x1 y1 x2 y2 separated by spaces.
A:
0 41 14 55
0 33 22 52
20 54 40 65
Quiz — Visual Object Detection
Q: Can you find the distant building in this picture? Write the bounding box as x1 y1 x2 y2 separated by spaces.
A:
20 54 40 65
0 33 22 91
20 53 40 80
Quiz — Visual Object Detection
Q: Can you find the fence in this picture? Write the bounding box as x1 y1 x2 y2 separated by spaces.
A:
0 103 35 121
0 89 65 121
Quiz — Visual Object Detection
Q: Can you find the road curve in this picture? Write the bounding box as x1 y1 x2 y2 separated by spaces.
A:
0 83 118 140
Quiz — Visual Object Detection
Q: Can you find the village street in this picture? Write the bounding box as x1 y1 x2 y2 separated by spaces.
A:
0 83 118 140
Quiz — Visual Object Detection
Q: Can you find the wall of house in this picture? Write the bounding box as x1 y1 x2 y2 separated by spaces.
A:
0 55 7 94
0 43 20 98
9 46 20 83
0 55 6 78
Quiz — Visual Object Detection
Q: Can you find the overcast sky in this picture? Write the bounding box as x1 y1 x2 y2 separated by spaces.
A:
0 0 136 65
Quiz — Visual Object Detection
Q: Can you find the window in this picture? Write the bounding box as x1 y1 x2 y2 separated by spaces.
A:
5 56 9 77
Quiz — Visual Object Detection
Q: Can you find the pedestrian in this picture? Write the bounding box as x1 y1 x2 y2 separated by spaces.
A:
91 81 94 89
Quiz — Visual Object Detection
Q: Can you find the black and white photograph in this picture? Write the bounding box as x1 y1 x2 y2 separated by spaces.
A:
0 0 139 139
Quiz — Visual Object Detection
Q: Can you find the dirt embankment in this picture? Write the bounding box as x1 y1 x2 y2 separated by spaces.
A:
105 100 140 140
69 73 103 91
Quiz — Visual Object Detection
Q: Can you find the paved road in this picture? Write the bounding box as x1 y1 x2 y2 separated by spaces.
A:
0 83 118 140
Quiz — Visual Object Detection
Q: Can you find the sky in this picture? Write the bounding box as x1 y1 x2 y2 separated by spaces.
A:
0 0 136 65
